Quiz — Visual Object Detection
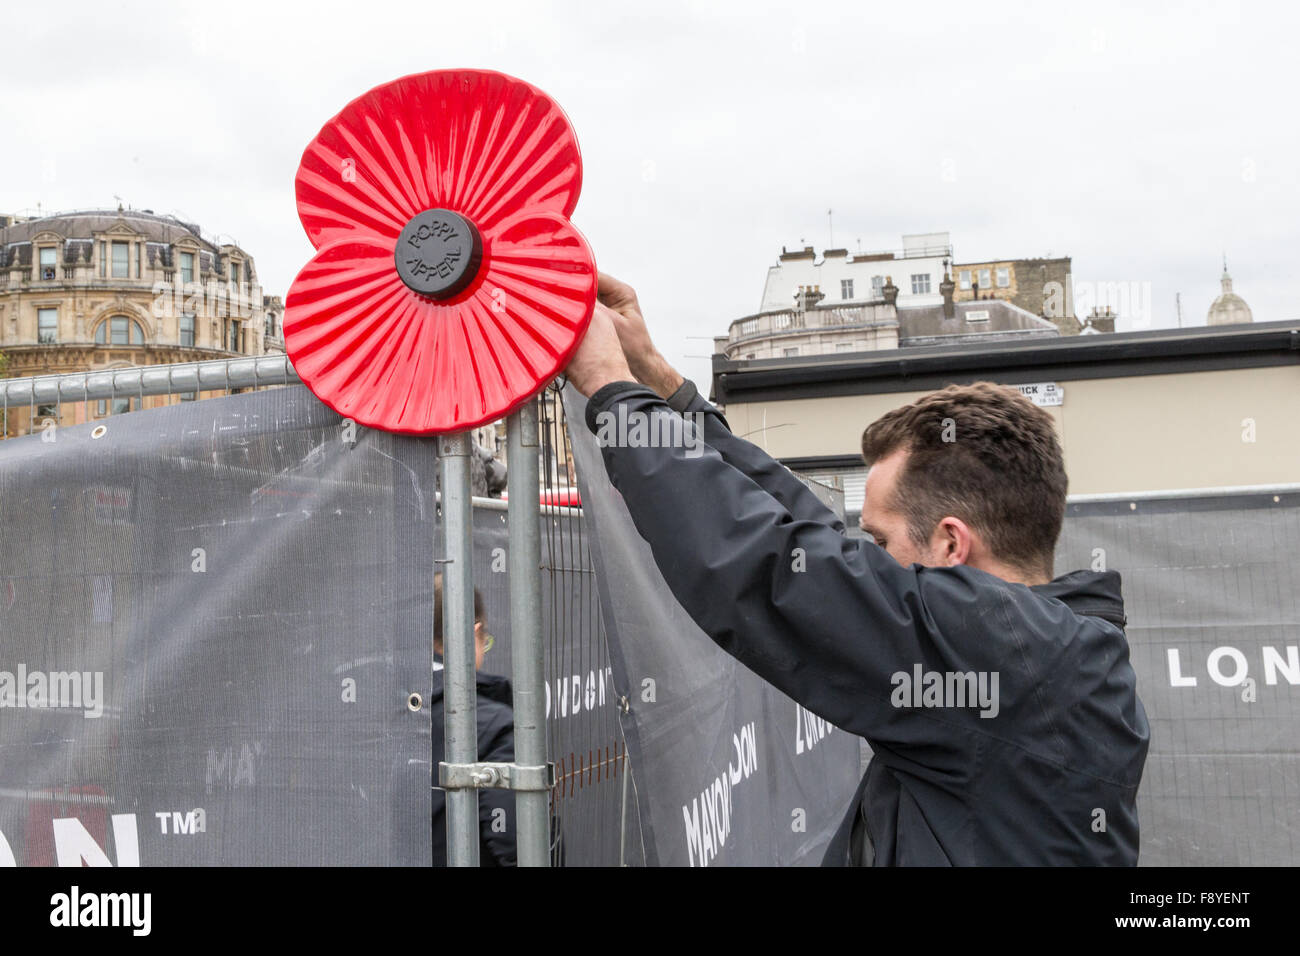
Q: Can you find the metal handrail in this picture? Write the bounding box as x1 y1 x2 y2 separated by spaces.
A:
0 353 299 405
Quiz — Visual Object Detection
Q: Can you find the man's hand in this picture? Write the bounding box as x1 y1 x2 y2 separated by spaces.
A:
564 303 635 398
597 273 684 399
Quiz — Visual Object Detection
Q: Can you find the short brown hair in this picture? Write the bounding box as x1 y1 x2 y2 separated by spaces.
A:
432 572 486 651
860 381 1067 580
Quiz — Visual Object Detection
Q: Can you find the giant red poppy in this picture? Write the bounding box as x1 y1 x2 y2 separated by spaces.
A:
284 69 596 434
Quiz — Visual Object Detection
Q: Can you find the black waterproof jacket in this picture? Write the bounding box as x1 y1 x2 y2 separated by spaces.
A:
429 660 517 867
583 378 1150 865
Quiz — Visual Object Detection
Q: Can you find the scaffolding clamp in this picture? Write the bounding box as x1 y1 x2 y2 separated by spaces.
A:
439 761 556 792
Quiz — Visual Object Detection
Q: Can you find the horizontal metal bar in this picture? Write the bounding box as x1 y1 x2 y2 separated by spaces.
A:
0 354 299 405
1067 483 1300 504
469 494 584 518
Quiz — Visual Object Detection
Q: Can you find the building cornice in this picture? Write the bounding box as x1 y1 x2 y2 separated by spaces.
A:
712 320 1300 404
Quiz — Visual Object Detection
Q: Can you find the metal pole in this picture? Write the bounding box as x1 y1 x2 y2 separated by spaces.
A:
508 399 550 866
0 354 299 405
439 431 479 866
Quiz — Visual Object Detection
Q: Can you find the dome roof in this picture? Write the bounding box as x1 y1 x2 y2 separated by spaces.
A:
0 208 216 251
1207 259 1252 326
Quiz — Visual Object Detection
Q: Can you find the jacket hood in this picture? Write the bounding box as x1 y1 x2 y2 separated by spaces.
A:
1029 568 1127 628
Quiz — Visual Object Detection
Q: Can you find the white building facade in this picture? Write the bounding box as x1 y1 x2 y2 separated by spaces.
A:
759 231 952 312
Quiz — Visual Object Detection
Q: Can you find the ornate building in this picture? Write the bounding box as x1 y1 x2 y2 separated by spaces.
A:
1207 258 1253 326
720 235 1097 362
717 266 1059 361
0 207 284 436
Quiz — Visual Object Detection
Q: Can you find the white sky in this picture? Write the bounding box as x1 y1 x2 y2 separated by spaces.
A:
4 0 1295 387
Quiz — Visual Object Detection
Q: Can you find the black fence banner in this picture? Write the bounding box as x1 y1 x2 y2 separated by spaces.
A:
0 385 630 866
563 385 861 866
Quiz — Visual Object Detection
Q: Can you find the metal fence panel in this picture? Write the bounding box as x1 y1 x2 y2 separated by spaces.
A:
1057 492 1300 866
0 382 635 865
0 385 432 865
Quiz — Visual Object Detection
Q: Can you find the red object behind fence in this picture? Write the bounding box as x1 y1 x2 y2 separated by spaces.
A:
285 70 596 435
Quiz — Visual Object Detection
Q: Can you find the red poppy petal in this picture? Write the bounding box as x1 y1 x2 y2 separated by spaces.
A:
284 217 595 435
296 70 583 249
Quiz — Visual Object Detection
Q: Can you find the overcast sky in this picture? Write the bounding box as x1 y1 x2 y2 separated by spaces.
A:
4 0 1295 387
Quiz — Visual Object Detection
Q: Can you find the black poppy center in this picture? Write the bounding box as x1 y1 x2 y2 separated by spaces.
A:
394 209 483 299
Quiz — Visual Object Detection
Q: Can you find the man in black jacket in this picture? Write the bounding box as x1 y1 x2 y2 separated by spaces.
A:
563 274 1150 865
430 575 516 867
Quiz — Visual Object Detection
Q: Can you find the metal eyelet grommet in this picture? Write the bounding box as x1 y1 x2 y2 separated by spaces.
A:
91 425 108 439
407 692 423 712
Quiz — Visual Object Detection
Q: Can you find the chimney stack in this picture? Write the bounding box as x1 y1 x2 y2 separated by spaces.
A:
940 271 956 319
881 275 899 307
795 284 825 310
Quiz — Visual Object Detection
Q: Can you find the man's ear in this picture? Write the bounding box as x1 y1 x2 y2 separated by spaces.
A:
933 516 972 566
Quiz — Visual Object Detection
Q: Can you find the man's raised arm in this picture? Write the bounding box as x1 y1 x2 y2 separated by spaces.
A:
593 272 846 534
563 302 972 744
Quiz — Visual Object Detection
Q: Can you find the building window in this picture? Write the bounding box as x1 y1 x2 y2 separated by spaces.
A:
835 342 856 352
840 279 854 299
181 311 195 348
38 307 58 344
39 247 57 280
180 391 197 402
226 320 240 352
744 353 756 360
99 394 140 415
910 273 932 295
229 260 240 285
996 267 1010 288
36 404 57 422
98 240 106 278
783 347 799 356
180 251 195 285
95 316 145 345
871 276 884 298
958 270 971 290
111 241 130 278
979 268 991 289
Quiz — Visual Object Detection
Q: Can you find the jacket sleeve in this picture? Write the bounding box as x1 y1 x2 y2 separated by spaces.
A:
583 381 1007 746
664 378 847 534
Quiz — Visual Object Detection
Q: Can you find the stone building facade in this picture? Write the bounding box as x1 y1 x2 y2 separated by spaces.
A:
0 208 284 436
950 256 1081 334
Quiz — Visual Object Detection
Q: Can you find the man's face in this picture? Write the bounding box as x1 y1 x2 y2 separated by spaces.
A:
474 621 489 671
859 447 939 568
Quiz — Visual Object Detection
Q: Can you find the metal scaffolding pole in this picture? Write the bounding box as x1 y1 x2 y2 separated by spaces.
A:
0 354 299 405
508 400 550 866
438 431 479 867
